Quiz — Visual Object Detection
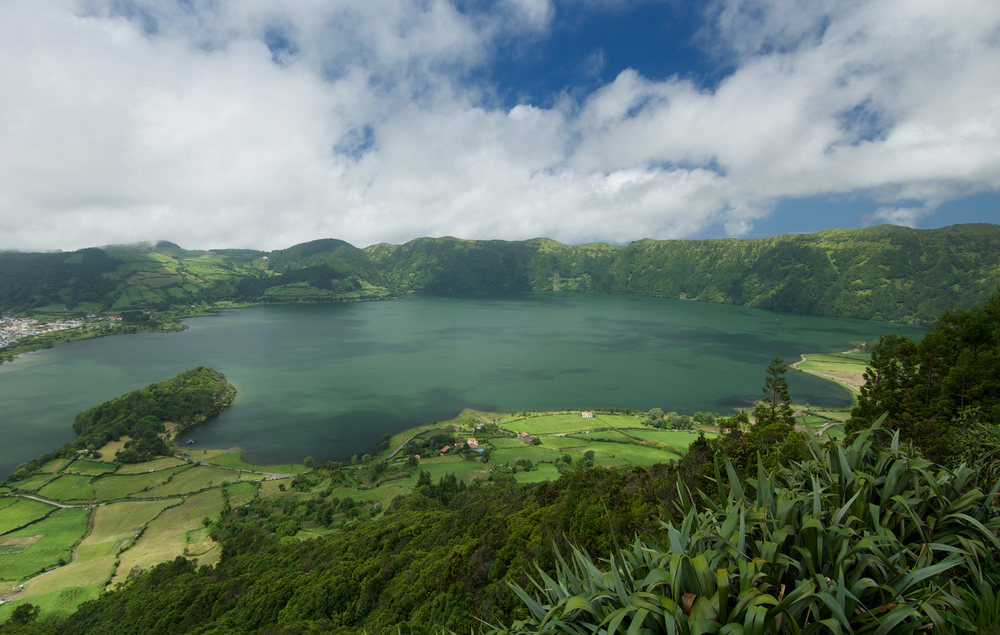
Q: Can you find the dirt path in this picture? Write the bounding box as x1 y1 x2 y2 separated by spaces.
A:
9 494 93 509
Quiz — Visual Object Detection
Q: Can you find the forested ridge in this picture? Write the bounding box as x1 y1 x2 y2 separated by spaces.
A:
2 224 998 324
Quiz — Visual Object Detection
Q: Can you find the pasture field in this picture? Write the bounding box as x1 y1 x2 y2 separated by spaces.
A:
116 457 187 474
502 413 645 435
39 459 70 474
92 466 190 502
414 455 486 485
37 475 95 502
224 482 257 507
65 460 118 476
486 437 529 449
796 353 869 372
513 462 561 484
258 479 311 501
110 488 224 588
8 473 58 494
136 466 231 498
176 448 233 463
0 499 54 534
584 441 678 467
0 508 89 582
623 429 713 454
573 429 633 443
202 451 309 474
0 578 102 622
185 526 215 557
537 436 589 450
0 499 16 513
491 446 564 467
95 436 131 459
79 500 180 560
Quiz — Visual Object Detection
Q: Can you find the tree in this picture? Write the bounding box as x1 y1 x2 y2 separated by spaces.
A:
303 456 315 468
10 603 40 625
753 355 795 428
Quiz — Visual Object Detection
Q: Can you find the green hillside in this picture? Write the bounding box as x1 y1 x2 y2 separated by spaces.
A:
2 224 998 324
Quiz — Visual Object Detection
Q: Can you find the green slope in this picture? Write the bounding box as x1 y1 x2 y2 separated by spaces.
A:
2 224 998 323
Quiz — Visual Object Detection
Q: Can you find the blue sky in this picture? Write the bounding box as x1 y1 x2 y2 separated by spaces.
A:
0 0 997 251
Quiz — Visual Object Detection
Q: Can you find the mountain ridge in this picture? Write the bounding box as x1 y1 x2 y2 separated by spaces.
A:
0 223 997 324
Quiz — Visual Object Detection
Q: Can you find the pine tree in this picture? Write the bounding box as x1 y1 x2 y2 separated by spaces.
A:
753 355 796 428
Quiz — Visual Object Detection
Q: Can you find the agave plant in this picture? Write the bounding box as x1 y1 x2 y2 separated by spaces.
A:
492 416 1000 634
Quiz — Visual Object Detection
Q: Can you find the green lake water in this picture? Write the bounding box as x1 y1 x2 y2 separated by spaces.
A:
0 292 925 476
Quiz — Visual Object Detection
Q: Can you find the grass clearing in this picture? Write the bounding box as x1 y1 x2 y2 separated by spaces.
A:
8 473 59 494
92 466 190 502
584 441 678 467
514 462 561 484
77 500 179 565
110 488 224 587
502 413 645 435
95 436 131 459
0 508 89 582
202 451 310 474
116 457 187 474
0 499 55 535
39 459 70 474
65 460 118 476
0 578 103 622
37 475 95 502
486 437 530 449
623 429 713 454
491 446 564 467
224 482 257 507
177 448 233 462
137 466 232 498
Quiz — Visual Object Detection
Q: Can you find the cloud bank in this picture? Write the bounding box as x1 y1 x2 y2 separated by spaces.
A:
0 0 997 251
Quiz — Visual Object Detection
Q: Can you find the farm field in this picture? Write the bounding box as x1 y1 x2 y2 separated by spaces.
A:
137 466 232 498
224 482 256 507
0 507 89 583
0 499 55 534
0 574 102 622
76 499 180 564
202 451 310 474
37 475 95 502
502 413 645 435
513 462 561 484
8 473 58 494
116 457 186 474
65 460 118 476
109 488 224 588
92 466 190 502
623 429 712 453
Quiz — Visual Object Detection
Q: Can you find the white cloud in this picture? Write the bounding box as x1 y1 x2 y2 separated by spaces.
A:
0 0 997 251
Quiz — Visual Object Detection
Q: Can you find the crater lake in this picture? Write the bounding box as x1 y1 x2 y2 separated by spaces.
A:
0 292 926 477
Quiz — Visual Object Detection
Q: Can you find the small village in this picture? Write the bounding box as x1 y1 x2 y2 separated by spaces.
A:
0 315 121 349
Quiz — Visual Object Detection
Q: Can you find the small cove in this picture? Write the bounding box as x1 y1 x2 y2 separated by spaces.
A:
0 292 926 477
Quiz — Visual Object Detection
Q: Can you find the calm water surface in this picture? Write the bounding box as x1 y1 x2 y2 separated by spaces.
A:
0 293 926 476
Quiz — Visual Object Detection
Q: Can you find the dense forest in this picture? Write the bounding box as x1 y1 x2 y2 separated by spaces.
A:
2 224 998 324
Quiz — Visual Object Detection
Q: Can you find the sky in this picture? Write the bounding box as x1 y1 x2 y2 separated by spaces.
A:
0 0 998 252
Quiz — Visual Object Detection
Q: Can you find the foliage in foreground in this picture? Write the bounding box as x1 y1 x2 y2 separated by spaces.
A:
495 417 1000 634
